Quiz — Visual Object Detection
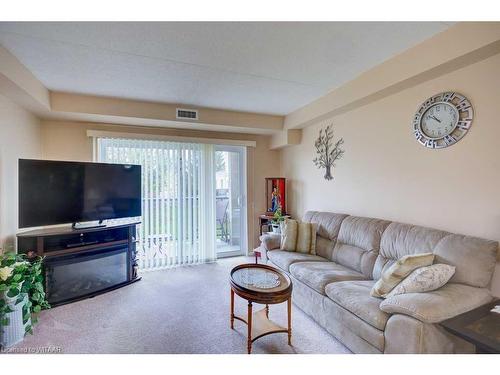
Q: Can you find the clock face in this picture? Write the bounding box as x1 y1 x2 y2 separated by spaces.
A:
413 92 473 149
420 103 458 139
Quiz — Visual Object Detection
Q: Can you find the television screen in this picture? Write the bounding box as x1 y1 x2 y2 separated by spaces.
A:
19 159 142 228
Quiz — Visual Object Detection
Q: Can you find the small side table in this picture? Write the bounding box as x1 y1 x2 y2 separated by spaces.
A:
439 300 500 353
259 214 291 235
229 263 293 354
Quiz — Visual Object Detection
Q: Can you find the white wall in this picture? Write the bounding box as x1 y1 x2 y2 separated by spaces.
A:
0 94 41 251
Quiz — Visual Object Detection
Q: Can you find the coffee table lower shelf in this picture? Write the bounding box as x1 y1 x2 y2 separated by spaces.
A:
233 308 290 347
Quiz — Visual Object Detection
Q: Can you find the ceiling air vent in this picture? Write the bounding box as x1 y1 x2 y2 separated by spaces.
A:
176 108 199 120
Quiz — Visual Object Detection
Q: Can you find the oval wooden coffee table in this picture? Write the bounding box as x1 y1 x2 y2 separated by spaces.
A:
230 263 293 354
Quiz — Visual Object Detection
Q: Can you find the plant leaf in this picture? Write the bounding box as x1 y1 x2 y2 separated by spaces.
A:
25 325 33 335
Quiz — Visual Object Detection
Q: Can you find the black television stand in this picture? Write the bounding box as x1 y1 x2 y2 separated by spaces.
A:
17 220 141 306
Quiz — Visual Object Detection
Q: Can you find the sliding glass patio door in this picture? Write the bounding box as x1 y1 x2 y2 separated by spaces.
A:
97 138 216 270
214 145 247 258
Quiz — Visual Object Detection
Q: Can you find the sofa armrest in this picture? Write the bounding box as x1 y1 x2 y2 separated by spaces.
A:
384 314 474 353
259 233 281 252
379 283 492 324
257 233 281 261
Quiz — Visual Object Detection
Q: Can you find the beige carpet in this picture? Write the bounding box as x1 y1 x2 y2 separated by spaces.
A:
13 257 350 354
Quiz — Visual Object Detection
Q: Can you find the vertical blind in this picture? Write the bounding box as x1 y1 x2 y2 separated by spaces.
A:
97 137 216 270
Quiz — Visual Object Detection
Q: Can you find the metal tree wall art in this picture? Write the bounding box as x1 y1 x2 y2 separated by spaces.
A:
313 124 345 180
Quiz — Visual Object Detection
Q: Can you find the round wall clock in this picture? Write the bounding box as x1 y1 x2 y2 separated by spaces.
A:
412 92 473 149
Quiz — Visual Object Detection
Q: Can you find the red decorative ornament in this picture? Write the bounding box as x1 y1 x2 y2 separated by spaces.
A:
265 177 286 215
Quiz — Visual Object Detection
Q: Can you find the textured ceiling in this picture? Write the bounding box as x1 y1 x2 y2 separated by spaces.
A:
0 22 452 115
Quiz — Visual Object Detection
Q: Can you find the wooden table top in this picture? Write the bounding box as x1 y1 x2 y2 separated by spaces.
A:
230 263 292 304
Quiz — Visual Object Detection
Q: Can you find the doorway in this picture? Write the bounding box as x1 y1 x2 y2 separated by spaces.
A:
214 145 247 258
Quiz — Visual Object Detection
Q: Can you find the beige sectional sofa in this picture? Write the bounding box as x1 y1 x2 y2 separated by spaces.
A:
259 211 498 354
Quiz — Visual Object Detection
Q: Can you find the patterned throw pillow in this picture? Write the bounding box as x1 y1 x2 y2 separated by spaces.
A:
370 253 435 298
280 219 317 254
385 264 456 298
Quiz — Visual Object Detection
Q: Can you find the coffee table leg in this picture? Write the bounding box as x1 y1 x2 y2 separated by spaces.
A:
230 288 235 329
287 297 292 345
247 301 253 354
265 304 269 318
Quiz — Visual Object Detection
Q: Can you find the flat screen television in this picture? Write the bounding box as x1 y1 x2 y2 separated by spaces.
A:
19 159 142 228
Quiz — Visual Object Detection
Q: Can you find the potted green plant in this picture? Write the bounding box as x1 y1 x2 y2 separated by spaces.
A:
270 207 285 234
0 252 50 348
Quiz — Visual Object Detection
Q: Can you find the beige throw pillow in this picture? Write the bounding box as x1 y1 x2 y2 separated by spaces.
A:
370 253 435 298
280 219 298 251
280 219 317 255
386 264 455 298
296 222 317 255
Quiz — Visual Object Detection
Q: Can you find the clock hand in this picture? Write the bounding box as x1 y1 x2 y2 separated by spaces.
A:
430 115 441 123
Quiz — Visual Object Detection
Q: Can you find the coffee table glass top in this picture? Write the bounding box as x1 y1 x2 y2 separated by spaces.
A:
231 265 290 293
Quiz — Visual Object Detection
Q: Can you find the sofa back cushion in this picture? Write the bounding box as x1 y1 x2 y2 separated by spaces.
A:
315 236 335 260
374 222 448 280
332 216 391 278
375 222 499 288
302 211 348 259
433 234 498 288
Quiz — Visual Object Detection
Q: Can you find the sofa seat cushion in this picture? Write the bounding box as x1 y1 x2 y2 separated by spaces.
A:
325 280 390 330
289 261 367 294
323 296 385 352
267 250 327 272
